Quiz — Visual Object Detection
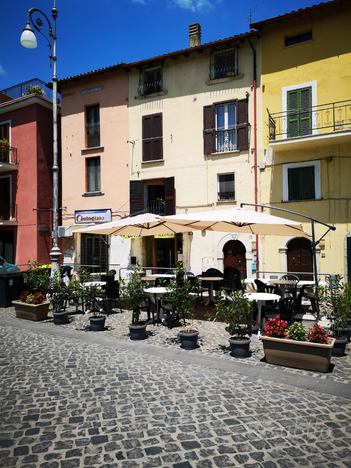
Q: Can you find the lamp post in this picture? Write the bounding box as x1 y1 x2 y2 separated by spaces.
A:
20 0 61 277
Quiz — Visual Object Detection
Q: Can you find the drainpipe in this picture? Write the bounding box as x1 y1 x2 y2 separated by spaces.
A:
248 37 259 277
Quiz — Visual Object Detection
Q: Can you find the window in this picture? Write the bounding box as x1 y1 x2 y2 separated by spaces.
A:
142 113 163 162
287 87 312 138
217 173 235 202
0 176 11 220
0 122 9 162
138 65 162 96
86 105 100 148
203 99 248 154
130 177 175 216
283 161 321 202
285 32 312 47
210 47 238 80
86 157 101 192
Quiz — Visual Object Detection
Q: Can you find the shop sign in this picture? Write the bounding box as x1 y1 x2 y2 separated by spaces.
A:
155 234 174 239
75 209 111 224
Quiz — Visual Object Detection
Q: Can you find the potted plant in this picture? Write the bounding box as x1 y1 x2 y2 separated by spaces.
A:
49 271 70 324
319 274 351 355
120 264 148 340
260 316 335 372
212 287 254 357
165 263 200 349
22 85 46 96
0 138 10 153
12 261 51 321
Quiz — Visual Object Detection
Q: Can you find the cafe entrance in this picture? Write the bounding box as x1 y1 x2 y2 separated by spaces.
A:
145 234 182 272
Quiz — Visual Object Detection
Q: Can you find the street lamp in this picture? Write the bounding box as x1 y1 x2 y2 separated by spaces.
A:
20 0 61 277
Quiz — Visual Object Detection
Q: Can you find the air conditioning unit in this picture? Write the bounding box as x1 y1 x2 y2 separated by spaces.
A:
58 226 73 238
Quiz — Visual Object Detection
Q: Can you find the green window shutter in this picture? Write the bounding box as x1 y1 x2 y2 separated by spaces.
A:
287 87 311 138
288 166 315 201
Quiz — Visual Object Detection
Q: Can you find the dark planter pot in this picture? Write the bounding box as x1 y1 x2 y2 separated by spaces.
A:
332 336 348 356
178 330 199 350
260 335 336 372
89 315 106 331
12 301 50 321
229 337 251 358
53 311 69 325
346 318 351 327
129 324 147 340
339 327 351 342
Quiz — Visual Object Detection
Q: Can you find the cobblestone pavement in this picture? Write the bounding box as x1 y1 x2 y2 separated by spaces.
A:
1 305 351 467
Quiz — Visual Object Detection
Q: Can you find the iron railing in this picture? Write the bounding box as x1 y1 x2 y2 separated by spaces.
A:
0 78 59 104
147 200 164 215
210 47 238 80
215 129 236 152
218 191 235 202
137 66 163 96
0 202 17 221
267 99 351 141
0 147 17 165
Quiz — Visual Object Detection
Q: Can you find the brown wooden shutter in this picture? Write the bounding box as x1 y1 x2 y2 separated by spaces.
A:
203 105 215 155
130 180 143 215
237 98 249 151
142 113 163 161
164 176 175 215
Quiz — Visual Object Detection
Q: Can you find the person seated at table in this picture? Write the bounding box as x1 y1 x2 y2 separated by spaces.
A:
224 250 236 269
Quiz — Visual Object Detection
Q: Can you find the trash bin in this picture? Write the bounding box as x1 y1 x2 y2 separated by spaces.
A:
61 265 72 279
0 272 25 308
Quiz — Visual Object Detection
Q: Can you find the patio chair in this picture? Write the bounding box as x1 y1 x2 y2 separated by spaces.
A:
280 274 299 299
222 267 242 293
254 278 267 290
297 284 318 316
258 285 283 321
278 296 298 326
98 280 120 313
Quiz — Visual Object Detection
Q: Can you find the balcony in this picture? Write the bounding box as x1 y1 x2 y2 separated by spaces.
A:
267 99 351 151
0 147 18 173
0 78 59 104
137 66 163 97
0 203 17 223
147 199 164 215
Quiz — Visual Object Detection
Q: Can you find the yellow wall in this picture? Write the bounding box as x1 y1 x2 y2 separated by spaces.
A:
258 1 351 279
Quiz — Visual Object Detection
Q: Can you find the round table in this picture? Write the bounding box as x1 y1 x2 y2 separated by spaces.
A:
198 277 223 306
244 292 281 325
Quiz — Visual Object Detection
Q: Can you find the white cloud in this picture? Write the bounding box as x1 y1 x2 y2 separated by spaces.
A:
133 0 146 4
171 0 215 13
0 63 6 76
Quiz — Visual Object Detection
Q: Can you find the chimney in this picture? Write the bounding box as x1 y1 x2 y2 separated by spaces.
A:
189 23 201 48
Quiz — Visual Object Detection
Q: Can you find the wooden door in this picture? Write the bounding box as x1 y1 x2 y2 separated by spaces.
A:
287 238 313 280
223 240 246 279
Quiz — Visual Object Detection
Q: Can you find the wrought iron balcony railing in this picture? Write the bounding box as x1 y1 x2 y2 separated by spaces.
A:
215 129 236 152
0 147 17 165
0 78 59 104
0 203 17 221
147 200 164 215
268 99 351 141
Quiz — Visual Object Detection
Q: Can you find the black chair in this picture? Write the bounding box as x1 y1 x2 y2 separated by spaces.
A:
280 274 299 299
223 267 242 293
100 281 120 313
201 268 224 292
254 279 267 290
297 285 318 316
278 296 297 326
258 285 283 321
63 287 81 313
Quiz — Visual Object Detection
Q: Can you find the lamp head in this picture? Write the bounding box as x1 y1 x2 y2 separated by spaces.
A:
20 22 37 49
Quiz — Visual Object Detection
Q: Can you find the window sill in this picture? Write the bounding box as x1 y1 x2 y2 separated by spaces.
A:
82 191 105 197
135 90 168 100
208 150 240 156
81 146 104 153
141 159 164 164
206 74 244 86
217 200 237 204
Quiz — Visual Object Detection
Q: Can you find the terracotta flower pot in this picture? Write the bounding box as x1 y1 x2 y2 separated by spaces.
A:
260 335 336 373
12 300 50 321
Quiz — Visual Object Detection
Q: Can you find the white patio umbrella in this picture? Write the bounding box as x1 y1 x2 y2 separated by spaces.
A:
73 213 194 237
158 207 309 237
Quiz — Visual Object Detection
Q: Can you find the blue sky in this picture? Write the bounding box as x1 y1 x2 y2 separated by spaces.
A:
1 0 316 91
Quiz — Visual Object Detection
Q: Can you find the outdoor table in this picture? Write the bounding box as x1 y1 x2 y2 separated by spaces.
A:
144 286 168 325
198 277 223 306
268 279 296 297
244 292 281 326
81 281 107 313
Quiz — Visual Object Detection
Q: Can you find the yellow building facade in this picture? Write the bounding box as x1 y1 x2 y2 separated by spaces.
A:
251 0 351 281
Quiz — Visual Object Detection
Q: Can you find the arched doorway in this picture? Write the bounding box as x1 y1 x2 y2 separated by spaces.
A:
287 237 313 280
223 240 247 280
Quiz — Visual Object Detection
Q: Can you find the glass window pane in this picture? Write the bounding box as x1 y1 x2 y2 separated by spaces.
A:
228 104 236 128
216 106 225 130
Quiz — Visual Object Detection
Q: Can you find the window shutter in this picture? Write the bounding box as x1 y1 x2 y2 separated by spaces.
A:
301 166 315 199
130 180 143 215
164 176 175 215
288 168 301 201
142 113 163 162
237 98 249 150
288 166 315 201
203 105 215 154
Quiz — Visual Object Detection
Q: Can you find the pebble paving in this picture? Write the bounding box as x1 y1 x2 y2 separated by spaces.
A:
1 304 351 467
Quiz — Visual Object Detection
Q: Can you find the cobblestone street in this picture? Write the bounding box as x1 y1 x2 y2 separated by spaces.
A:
1 306 351 467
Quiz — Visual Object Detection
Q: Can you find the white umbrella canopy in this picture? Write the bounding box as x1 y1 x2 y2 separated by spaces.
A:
158 207 309 237
73 213 195 237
